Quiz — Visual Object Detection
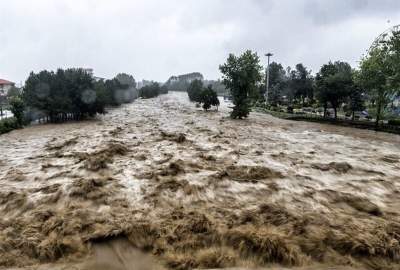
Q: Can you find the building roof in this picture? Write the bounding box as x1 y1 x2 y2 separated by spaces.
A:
0 79 15 85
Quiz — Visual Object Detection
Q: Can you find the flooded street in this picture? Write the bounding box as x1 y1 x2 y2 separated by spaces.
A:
1 92 400 270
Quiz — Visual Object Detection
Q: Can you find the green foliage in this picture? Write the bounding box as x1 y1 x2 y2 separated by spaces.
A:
23 68 107 122
140 83 160 99
160 85 169 95
187 79 203 103
388 119 400 126
0 117 20 134
265 62 288 106
347 84 365 119
100 77 137 106
9 97 25 126
199 85 220 111
7 86 21 98
115 73 137 88
315 61 354 118
288 64 314 103
219 50 263 119
358 31 400 126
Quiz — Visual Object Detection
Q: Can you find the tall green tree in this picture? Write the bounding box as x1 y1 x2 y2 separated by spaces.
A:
23 68 105 122
264 62 287 106
315 61 353 119
289 63 314 104
219 50 263 119
358 30 400 127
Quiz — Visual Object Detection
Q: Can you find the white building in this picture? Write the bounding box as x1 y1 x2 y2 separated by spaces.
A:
0 79 15 96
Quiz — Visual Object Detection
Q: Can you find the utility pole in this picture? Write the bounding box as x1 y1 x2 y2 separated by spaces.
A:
265 53 273 105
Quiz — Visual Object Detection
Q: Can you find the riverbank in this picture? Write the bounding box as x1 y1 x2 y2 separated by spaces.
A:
254 107 400 135
1 92 400 269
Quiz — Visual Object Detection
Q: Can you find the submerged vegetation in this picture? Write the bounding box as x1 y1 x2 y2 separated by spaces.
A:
186 80 220 111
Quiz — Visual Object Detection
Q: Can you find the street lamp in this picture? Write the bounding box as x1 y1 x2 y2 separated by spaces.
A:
265 53 273 105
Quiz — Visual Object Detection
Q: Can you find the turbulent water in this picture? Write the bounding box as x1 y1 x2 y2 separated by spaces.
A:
1 92 400 270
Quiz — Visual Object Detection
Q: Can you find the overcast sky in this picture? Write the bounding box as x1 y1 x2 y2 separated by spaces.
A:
1 0 400 84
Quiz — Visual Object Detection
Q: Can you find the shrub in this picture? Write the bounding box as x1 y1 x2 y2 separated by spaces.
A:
9 97 25 126
388 119 400 126
199 85 220 111
0 117 20 135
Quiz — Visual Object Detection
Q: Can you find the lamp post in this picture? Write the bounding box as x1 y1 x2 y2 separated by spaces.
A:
265 53 273 104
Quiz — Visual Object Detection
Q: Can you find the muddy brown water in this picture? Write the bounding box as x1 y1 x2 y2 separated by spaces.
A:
0 92 400 270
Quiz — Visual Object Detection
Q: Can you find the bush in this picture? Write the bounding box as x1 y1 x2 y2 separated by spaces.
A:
199 85 220 111
0 117 20 135
388 119 400 126
9 97 25 126
139 83 160 99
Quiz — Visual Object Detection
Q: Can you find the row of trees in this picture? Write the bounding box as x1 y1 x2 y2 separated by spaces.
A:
187 80 220 111
23 69 138 123
218 29 400 125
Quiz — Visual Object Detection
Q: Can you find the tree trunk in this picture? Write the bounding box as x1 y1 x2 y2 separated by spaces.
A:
375 99 382 130
323 104 327 118
334 107 337 119
352 111 355 121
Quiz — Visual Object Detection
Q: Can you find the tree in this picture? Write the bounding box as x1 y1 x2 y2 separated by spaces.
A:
160 85 169 94
139 83 160 99
358 30 400 128
265 62 287 106
9 97 25 126
288 63 314 105
23 68 106 122
115 73 137 88
199 85 220 111
219 50 263 119
7 86 21 98
187 79 203 103
315 61 353 119
348 88 365 120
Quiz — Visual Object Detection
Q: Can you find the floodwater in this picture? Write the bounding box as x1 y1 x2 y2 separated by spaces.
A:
0 92 400 270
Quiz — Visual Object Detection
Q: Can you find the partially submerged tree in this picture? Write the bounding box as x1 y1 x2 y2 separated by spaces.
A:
139 82 160 99
219 50 263 119
187 79 203 103
200 85 220 111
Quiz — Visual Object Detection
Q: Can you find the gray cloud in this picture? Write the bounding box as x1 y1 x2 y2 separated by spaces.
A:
0 0 399 84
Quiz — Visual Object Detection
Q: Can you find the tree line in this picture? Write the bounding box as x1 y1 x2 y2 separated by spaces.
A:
22 69 138 123
217 30 400 127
